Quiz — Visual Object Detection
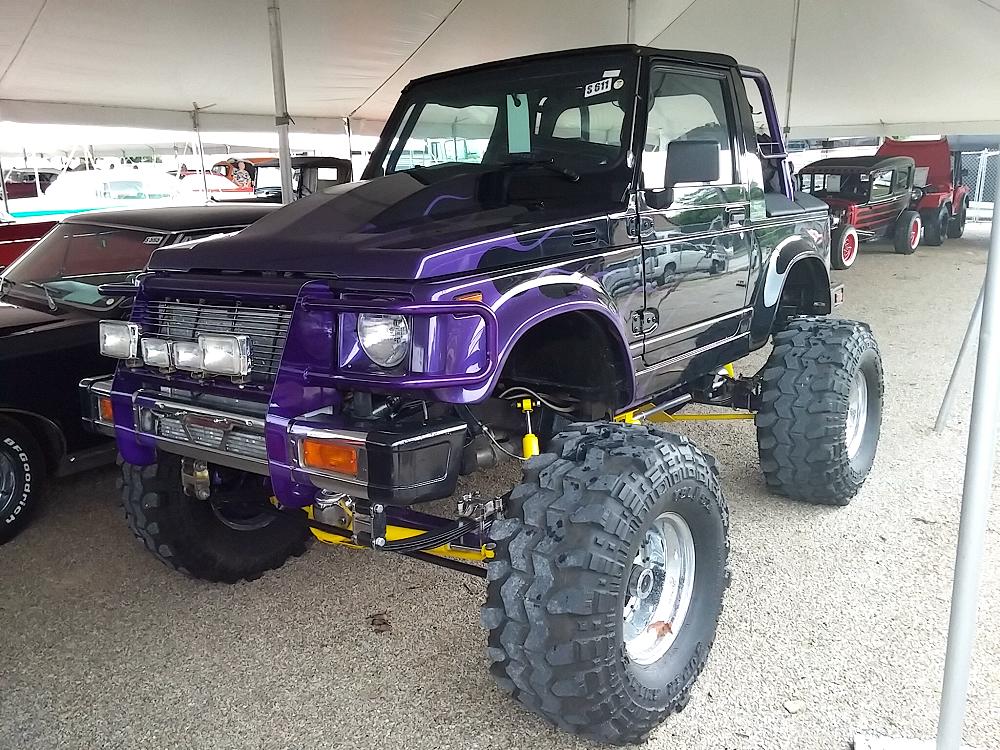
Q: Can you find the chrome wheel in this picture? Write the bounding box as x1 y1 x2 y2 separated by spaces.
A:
845 369 869 459
0 451 17 513
622 511 696 665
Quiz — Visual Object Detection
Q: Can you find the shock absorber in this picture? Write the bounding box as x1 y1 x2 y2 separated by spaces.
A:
519 398 539 458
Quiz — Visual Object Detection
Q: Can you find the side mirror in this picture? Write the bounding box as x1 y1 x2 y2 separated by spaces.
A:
664 140 720 189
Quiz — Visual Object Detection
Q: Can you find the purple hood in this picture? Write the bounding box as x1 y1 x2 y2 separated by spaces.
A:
147 170 622 280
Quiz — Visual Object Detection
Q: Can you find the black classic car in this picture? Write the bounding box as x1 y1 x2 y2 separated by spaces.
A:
0 203 275 542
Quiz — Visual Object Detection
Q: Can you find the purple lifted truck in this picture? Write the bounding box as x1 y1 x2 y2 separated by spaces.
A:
82 46 883 744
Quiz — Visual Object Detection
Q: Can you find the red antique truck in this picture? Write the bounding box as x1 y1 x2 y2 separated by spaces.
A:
876 137 970 245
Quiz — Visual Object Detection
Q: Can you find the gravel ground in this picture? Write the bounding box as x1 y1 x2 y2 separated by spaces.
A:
2 225 999 750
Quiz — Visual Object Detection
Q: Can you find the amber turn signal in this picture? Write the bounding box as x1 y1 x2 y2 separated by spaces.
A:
98 397 114 422
454 291 483 302
301 439 359 476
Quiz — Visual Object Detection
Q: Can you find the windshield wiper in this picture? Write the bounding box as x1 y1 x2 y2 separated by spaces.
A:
20 281 59 311
497 156 580 182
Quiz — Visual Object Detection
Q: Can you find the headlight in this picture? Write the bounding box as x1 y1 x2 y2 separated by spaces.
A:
99 321 141 359
140 337 172 368
171 341 204 371
358 313 410 368
199 334 252 376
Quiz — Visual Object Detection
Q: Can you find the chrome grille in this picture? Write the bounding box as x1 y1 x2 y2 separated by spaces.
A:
144 300 292 383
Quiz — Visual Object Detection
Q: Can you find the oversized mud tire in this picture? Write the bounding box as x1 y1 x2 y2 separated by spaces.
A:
894 210 921 254
0 417 43 544
756 317 883 505
947 205 967 239
120 454 309 583
482 423 729 745
923 207 949 246
830 224 859 270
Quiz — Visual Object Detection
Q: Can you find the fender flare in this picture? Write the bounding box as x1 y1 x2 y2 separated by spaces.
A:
751 235 831 348
432 287 636 406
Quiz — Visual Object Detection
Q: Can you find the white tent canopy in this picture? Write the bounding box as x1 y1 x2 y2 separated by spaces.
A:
2 0 1000 138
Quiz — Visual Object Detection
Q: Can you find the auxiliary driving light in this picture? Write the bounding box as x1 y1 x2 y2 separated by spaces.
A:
300 438 359 476
198 334 252 376
99 321 141 359
140 337 172 368
171 340 204 372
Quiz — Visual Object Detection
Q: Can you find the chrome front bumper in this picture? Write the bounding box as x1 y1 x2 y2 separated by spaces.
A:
79 378 468 504
79 377 270 474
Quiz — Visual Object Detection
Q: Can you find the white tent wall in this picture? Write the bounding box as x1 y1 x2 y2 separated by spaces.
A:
4 0 1000 138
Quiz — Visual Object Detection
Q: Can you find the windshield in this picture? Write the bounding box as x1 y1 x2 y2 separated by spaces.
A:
1 224 169 310
798 171 868 201
367 53 637 185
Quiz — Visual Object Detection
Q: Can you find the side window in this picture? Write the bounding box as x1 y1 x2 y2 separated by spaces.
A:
643 69 734 190
870 169 893 199
894 167 910 191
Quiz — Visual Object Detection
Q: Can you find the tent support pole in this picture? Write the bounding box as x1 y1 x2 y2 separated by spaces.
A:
934 283 984 432
267 0 293 205
935 178 1000 749
782 0 801 135
191 103 210 198
0 153 11 216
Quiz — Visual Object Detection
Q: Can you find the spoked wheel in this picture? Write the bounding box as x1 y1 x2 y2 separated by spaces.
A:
623 512 697 665
831 225 860 270
483 423 729 745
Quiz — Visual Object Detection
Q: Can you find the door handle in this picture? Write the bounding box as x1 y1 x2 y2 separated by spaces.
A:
725 206 747 227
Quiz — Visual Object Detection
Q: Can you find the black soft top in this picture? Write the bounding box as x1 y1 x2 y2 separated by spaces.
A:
60 203 277 233
800 155 915 174
407 45 738 89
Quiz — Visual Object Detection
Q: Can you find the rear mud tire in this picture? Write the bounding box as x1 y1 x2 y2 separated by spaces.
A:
947 205 967 239
894 210 921 254
120 454 309 583
756 317 883 505
0 417 44 544
482 422 729 745
830 224 859 270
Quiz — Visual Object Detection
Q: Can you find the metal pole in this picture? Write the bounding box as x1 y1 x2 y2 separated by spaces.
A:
267 0 293 204
191 103 210 199
0 153 11 216
934 283 984 432
626 0 637 44
782 0 801 136
935 177 1000 749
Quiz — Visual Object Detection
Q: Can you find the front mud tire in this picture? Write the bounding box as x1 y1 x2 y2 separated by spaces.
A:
756 317 883 505
120 455 309 583
482 423 729 745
